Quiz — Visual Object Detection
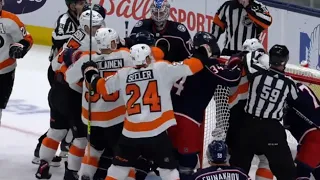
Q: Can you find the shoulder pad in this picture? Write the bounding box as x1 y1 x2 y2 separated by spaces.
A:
134 20 144 27
177 24 187 32
134 19 152 27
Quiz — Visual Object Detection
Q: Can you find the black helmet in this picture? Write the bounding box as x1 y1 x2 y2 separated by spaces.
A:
269 44 289 66
133 31 155 46
83 4 106 20
193 31 220 57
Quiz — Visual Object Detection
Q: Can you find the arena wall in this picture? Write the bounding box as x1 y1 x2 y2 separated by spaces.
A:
5 0 320 69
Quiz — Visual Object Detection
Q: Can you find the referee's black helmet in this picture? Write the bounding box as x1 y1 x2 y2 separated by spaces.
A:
269 44 289 66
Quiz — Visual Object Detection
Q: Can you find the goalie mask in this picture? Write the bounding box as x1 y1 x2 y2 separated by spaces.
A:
95 27 119 50
150 0 170 30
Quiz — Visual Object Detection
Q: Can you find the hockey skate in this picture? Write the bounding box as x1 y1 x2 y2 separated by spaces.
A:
35 160 52 179
64 161 79 180
32 152 62 167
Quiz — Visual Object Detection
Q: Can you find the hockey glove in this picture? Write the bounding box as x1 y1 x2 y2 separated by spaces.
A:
81 61 99 83
63 48 83 67
9 43 25 59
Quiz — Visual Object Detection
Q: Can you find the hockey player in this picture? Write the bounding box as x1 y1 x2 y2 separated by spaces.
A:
81 43 217 180
35 10 104 180
0 0 33 124
225 38 274 180
65 27 133 180
168 31 242 179
284 83 320 179
33 0 87 165
130 0 192 62
193 140 251 180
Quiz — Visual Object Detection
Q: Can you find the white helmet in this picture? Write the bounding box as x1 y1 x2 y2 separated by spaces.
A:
79 10 104 30
242 38 264 52
130 44 152 66
95 27 119 50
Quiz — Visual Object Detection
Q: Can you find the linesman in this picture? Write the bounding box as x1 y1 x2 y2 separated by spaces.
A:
229 45 298 180
212 0 272 56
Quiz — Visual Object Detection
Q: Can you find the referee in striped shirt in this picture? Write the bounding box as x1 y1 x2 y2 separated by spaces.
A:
212 0 272 56
229 45 298 180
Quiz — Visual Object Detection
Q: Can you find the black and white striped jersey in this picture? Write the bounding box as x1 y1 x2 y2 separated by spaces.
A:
212 0 272 52
243 51 298 120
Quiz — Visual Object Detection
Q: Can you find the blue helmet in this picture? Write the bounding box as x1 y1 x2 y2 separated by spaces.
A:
133 31 155 46
206 140 228 163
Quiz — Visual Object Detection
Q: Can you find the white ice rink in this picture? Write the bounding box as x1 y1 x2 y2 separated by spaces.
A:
1 45 290 180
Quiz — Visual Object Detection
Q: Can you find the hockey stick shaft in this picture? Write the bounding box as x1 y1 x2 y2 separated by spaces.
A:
87 0 100 159
292 106 320 130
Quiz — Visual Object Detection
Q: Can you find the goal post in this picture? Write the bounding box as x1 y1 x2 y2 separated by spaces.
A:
201 57 320 168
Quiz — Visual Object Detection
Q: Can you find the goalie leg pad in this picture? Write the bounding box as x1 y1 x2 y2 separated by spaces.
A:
158 168 180 180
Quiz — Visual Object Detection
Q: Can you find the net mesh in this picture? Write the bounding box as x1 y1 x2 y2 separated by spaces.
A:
202 62 320 168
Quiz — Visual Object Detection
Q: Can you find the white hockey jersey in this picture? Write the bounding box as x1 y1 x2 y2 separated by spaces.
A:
66 49 133 127
96 58 204 138
51 28 98 93
0 11 33 74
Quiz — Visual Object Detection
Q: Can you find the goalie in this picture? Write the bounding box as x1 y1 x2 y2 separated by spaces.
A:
284 83 320 179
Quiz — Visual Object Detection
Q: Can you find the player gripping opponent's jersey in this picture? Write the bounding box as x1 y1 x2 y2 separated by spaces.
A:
81 43 217 180
0 0 33 124
193 140 250 180
284 83 320 179
67 27 134 180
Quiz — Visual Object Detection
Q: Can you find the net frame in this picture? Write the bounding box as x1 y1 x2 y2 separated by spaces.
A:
201 58 320 168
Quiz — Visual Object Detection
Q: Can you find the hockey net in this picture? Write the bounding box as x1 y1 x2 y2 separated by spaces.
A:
202 60 320 168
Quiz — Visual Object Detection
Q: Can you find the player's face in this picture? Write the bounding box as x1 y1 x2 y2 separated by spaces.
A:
110 40 117 50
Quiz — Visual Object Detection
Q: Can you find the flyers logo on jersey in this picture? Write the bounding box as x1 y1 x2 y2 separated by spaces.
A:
3 0 47 14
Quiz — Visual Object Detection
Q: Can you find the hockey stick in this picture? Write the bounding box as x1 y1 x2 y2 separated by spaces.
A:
87 0 100 160
291 106 320 130
125 21 129 37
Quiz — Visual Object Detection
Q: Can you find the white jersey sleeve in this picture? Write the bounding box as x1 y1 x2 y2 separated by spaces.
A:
0 11 33 74
156 58 204 83
65 53 92 85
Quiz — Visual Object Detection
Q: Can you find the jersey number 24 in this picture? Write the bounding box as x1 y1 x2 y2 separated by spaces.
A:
126 80 161 116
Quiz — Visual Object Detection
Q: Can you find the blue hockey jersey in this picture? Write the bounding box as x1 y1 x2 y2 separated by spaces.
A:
193 165 251 180
284 83 320 142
